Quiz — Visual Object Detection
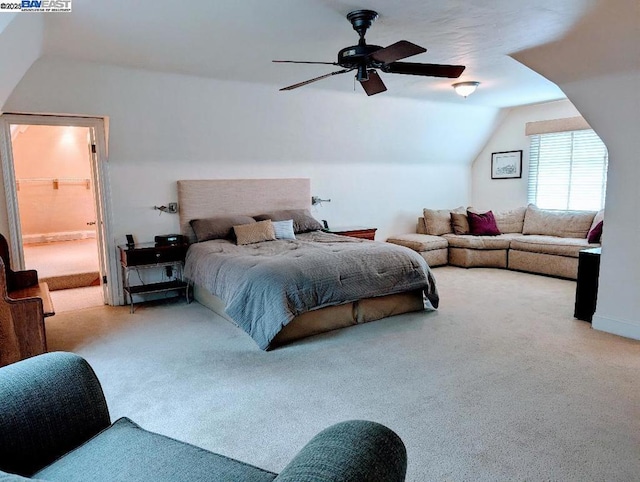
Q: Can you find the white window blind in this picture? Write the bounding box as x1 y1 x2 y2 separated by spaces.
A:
528 130 608 211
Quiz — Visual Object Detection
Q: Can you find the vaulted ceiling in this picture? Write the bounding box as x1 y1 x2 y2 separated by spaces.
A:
34 0 600 107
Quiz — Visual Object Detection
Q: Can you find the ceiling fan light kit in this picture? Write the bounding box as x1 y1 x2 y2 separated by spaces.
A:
273 9 465 96
452 81 480 98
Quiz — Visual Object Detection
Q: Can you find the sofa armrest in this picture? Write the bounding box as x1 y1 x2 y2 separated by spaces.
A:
274 420 407 482
0 352 111 477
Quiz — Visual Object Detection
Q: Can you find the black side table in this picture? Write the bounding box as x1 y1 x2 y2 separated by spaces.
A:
574 247 601 322
119 242 189 313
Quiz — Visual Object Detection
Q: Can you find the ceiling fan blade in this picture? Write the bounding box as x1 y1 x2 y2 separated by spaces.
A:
385 62 465 78
273 60 339 66
360 70 387 96
279 68 354 91
370 40 426 64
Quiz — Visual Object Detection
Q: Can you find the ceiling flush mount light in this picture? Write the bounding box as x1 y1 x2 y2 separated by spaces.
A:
452 81 480 98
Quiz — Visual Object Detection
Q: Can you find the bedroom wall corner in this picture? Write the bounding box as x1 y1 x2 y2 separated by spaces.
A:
469 99 581 211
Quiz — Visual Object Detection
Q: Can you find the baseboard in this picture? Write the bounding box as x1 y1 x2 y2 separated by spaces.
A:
592 314 640 341
23 230 96 244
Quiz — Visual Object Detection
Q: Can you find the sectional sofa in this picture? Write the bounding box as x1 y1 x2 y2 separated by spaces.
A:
387 204 603 280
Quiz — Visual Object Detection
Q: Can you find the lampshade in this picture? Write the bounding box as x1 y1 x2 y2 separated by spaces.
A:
452 81 480 98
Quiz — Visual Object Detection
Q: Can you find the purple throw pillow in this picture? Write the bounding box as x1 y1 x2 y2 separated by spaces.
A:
467 210 501 236
587 220 603 243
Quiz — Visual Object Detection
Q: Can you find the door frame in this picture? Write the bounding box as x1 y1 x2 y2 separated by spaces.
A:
0 113 117 305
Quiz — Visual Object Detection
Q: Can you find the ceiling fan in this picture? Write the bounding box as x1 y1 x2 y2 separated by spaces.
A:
273 9 465 96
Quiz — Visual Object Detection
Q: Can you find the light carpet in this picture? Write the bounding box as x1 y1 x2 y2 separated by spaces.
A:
50 286 104 312
24 239 100 290
44 267 640 481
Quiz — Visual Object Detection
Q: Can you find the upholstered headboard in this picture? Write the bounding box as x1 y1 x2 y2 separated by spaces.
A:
177 178 311 242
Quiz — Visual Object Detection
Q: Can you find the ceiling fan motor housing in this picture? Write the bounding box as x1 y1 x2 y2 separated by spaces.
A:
337 44 383 69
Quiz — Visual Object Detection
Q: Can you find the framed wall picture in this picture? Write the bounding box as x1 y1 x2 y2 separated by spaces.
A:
491 150 523 179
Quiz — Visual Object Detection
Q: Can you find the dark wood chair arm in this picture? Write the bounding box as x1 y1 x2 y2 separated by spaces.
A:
9 282 55 318
11 269 39 290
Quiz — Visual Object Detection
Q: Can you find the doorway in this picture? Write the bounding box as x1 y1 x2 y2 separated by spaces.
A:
13 124 102 309
0 114 117 309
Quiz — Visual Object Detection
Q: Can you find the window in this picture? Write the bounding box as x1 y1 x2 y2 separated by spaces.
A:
528 129 608 211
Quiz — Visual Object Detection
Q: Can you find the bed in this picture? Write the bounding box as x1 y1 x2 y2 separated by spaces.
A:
178 179 439 350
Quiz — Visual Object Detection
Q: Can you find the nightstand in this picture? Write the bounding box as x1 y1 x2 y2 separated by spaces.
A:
327 226 377 240
119 242 189 313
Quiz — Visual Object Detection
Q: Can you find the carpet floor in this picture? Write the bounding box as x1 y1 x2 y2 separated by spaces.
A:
24 239 100 290
50 286 104 312
44 267 640 481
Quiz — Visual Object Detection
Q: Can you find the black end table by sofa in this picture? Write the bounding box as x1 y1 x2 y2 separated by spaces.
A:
574 247 601 322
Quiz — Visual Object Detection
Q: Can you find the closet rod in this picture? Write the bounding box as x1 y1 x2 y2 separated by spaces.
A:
16 178 91 190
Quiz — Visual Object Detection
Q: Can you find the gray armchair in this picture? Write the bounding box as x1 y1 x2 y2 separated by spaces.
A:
0 352 407 481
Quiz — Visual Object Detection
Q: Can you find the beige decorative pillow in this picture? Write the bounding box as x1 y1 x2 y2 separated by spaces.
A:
417 217 428 234
450 212 470 235
234 220 276 245
423 207 464 236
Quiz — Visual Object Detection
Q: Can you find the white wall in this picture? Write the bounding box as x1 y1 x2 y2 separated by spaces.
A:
470 100 581 211
0 14 44 240
3 57 501 250
562 72 640 339
0 15 42 109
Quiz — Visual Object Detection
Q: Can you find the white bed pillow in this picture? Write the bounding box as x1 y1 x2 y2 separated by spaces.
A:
272 219 296 240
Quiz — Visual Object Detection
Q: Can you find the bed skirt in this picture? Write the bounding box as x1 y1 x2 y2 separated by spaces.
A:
192 283 425 349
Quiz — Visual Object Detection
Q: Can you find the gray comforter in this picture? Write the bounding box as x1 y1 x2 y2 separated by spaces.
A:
184 231 439 349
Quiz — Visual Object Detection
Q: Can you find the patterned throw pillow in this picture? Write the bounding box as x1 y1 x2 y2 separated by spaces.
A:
272 220 296 240
234 220 276 245
467 210 501 236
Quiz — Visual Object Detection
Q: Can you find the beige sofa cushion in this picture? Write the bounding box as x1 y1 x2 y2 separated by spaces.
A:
422 207 465 236
386 234 448 252
510 235 593 258
442 234 513 250
493 207 526 233
522 204 596 238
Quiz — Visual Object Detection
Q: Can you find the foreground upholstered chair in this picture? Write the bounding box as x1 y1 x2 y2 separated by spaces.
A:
0 352 407 481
